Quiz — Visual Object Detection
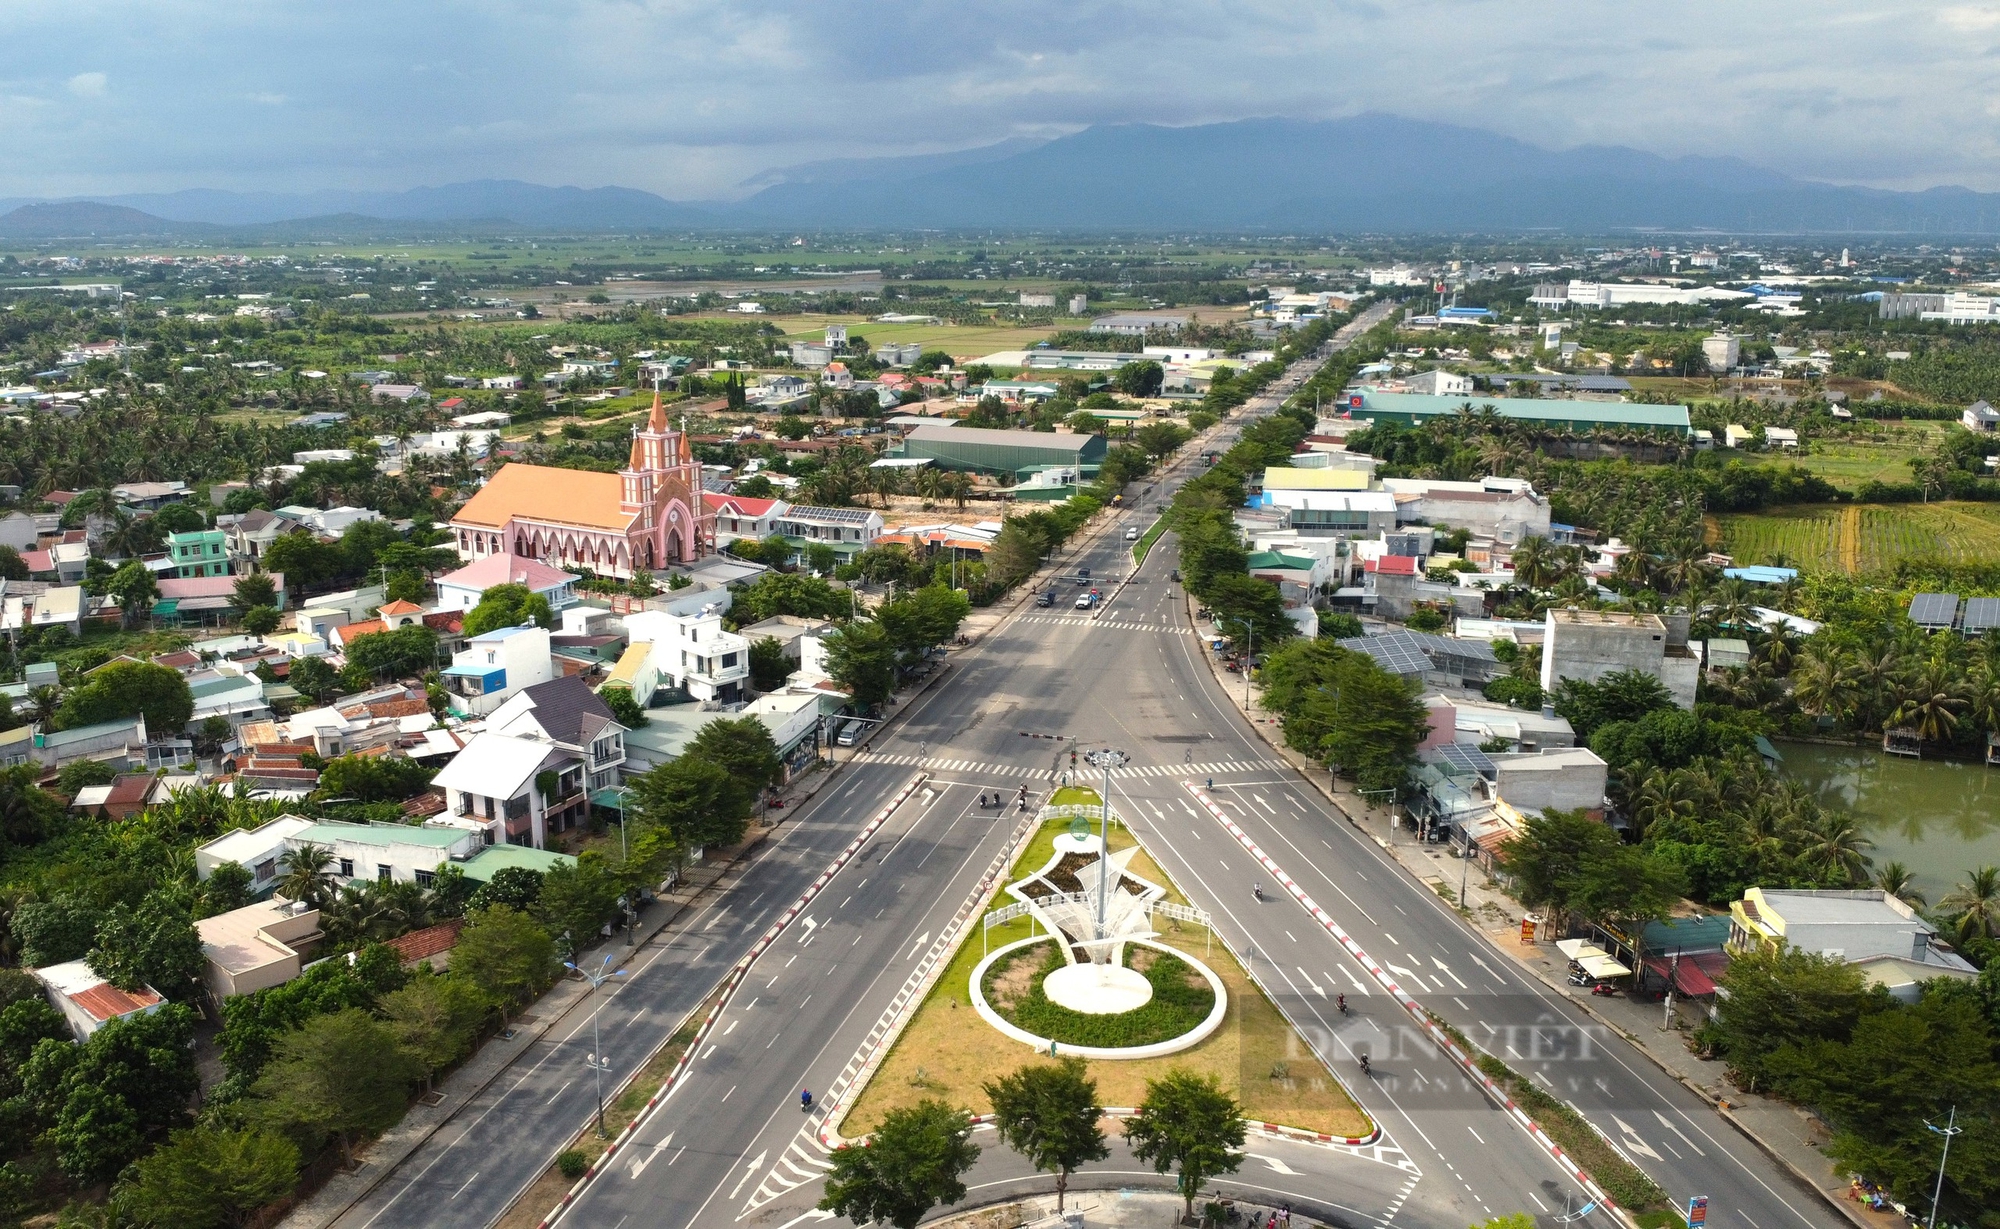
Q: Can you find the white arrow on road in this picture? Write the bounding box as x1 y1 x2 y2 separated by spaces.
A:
1654 1110 1706 1156
1295 966 1327 997
1431 957 1469 989
770 1211 837 1229
905 933 930 960
729 1149 768 1200
1611 1116 1662 1161
1250 1153 1299 1175
1386 963 1425 989
801 917 818 938
628 1133 672 1178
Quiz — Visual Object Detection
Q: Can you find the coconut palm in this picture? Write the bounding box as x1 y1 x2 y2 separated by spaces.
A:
1873 861 1926 908
1628 769 1698 840
1510 535 1555 589
1798 815 1874 884
1849 642 1904 731
277 843 336 909
1757 626 1800 675
1705 579 1760 634
1890 656 1970 743
1968 663 2000 737
1790 646 1857 724
1939 866 2000 942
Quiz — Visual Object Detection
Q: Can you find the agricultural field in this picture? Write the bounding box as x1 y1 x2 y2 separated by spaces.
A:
1715 501 2000 572
766 314 1063 358
1787 424 1944 490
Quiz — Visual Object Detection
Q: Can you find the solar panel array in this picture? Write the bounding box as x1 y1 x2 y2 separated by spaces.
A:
1433 742 1498 779
783 505 878 525
1965 597 2000 633
1910 592 1961 629
1337 632 1432 676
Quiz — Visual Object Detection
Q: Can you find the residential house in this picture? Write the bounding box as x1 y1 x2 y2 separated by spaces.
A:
32 960 164 1042
439 624 555 717
623 588 751 705
0 512 36 552
193 814 317 895
1728 887 1977 1001
196 898 323 1001
29 714 149 772
110 480 188 511
166 529 231 578
1541 608 1699 710
1963 400 2000 432
1491 747 1609 817
771 505 883 561
432 675 626 846
281 820 479 888
702 494 787 546
434 554 580 615
220 509 290 569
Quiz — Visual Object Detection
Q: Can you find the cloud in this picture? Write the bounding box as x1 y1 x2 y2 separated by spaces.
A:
0 1 1996 199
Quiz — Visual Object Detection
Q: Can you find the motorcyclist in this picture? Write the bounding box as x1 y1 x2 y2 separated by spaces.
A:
1252 883 1264 902
1336 994 1347 1014
1357 1054 1370 1075
801 1090 813 1111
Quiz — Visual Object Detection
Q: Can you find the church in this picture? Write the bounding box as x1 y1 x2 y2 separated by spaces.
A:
448 393 714 579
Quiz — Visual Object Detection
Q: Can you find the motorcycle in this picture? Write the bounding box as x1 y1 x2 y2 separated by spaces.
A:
1590 982 1621 998
1566 971 1593 987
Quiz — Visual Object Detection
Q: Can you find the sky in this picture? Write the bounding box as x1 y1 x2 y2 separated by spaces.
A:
2 0 1996 200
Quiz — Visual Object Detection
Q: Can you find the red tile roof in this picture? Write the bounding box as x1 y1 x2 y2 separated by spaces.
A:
385 917 465 963
70 981 162 1023
703 493 781 518
1363 555 1420 575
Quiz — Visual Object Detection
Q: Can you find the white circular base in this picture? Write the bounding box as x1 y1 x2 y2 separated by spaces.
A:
1052 833 1104 856
1043 962 1153 1014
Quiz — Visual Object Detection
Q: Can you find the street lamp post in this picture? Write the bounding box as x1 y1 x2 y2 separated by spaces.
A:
565 954 629 1138
610 786 636 944
1925 1107 1962 1229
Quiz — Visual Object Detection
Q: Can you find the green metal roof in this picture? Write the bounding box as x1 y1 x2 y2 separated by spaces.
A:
1351 391 1691 432
1245 550 1315 570
459 843 577 882
293 821 467 849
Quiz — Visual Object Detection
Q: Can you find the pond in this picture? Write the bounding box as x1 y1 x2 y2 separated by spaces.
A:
1778 740 2000 898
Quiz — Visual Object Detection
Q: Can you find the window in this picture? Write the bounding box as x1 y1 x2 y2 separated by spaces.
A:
415 869 435 888
722 652 738 667
338 857 355 877
377 864 392 883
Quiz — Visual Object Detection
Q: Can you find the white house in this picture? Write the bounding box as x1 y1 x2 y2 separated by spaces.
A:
623 588 751 705
193 814 317 895
772 505 883 560
33 960 164 1041
702 494 788 546
432 675 628 846
439 624 555 717
1964 400 2000 432
434 554 580 615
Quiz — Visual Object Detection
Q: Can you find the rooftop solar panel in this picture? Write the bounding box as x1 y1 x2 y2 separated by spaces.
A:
1434 742 1497 779
1910 592 1960 627
1964 597 2000 632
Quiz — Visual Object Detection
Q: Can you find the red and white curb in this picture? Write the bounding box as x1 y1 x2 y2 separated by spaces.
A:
1182 782 1624 1217
535 772 931 1229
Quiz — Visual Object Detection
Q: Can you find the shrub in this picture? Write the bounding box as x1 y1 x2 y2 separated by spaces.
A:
557 1149 588 1179
984 941 1214 1048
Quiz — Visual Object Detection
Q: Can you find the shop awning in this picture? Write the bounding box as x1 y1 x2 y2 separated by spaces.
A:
1644 955 1719 996
1556 938 1632 978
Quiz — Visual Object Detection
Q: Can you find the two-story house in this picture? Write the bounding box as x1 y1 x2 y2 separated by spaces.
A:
439 624 555 717
702 494 788 547
623 588 750 705
166 529 231 578
772 505 883 563
431 675 626 847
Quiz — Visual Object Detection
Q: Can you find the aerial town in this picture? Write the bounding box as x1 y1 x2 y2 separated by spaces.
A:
0 9 1996 1229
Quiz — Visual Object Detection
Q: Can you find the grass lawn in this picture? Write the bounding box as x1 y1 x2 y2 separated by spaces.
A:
840 817 1371 1139
1784 422 1945 491
1132 516 1168 565
764 315 1062 360
1715 500 2000 573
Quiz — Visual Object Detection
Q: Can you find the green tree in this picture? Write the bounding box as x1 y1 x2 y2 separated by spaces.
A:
686 716 784 813
1710 945 1881 1092
247 1008 422 1165
232 573 278 611
287 654 339 704
449 905 556 1022
982 1058 1109 1212
1114 360 1165 398
12 894 100 966
628 755 744 851
877 585 970 663
56 660 193 734
56 756 119 797
1124 1068 1246 1219
115 1126 300 1229
262 530 344 591
377 972 489 1095
1940 866 2000 943
818 1099 979 1229
316 753 434 803
466 866 544 913
731 572 852 623
1550 670 1675 742
461 583 554 638
1205 573 1291 648
344 625 439 679
602 686 649 729
0 545 27 582
101 559 161 629
824 619 897 710
276 842 336 909
0 763 56 844
24 1003 198 1184
202 861 256 916
748 637 791 692
536 856 626 951
87 892 207 1000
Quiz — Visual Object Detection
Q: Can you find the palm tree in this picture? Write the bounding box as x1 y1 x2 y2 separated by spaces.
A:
1628 769 1698 840
1939 867 2000 943
277 843 336 909
23 687 61 731
1510 535 1555 589
1850 643 1904 731
913 466 944 507
1705 579 1760 633
1790 646 1857 725
1799 815 1874 884
1757 626 1800 675
1967 663 2000 737
1873 861 1926 908
1613 548 1653 591
1891 656 1970 743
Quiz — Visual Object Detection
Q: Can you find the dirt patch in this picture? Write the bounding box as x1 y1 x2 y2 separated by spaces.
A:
984 946 1043 1011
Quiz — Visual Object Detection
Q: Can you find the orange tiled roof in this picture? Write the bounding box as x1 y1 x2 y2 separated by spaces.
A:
378 599 424 615
71 981 162 1022
334 619 387 644
451 463 634 533
385 917 465 963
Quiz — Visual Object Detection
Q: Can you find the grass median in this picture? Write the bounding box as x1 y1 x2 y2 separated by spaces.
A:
1132 516 1168 565
841 807 1371 1139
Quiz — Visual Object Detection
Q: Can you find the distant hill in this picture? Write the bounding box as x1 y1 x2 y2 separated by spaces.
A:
730 114 2000 233
0 201 194 238
52 179 713 230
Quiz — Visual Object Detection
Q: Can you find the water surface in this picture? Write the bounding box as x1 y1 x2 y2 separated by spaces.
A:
1779 741 2000 898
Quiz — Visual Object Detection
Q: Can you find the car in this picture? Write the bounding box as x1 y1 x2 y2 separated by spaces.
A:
1125 527 1140 540
1077 568 1090 579
1035 592 1054 608
1074 594 1094 609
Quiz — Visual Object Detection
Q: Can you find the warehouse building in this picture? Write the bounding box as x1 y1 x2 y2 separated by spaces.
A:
891 425 1108 477
1340 390 1691 435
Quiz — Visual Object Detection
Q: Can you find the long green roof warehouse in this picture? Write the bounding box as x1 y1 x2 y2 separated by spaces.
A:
1344 391 1691 434
890 424 1109 477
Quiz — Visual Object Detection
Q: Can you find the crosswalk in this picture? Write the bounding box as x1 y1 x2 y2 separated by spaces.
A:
1016 614 1189 633
864 752 1291 780
738 1125 834 1215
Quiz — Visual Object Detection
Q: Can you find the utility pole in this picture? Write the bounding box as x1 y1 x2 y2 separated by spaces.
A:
1459 833 1472 908
1226 618 1254 712
565 954 629 1137
1925 1107 1962 1229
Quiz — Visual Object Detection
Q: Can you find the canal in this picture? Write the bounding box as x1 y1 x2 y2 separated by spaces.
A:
1779 740 2000 898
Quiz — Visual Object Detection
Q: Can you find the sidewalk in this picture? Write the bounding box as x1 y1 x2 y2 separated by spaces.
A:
1178 602 1888 1229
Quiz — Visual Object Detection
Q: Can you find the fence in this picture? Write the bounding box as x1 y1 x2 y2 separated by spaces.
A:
981 892 1214 956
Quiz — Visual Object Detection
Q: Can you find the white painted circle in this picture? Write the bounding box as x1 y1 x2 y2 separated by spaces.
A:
1043 962 1153 1014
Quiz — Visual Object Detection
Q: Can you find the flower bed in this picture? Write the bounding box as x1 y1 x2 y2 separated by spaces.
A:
982 939 1215 1049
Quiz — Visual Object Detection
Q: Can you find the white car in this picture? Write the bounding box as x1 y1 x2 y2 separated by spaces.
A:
1125 526 1140 540
1074 594 1094 609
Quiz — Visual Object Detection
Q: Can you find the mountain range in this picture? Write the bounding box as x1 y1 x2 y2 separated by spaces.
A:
8 115 2000 237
